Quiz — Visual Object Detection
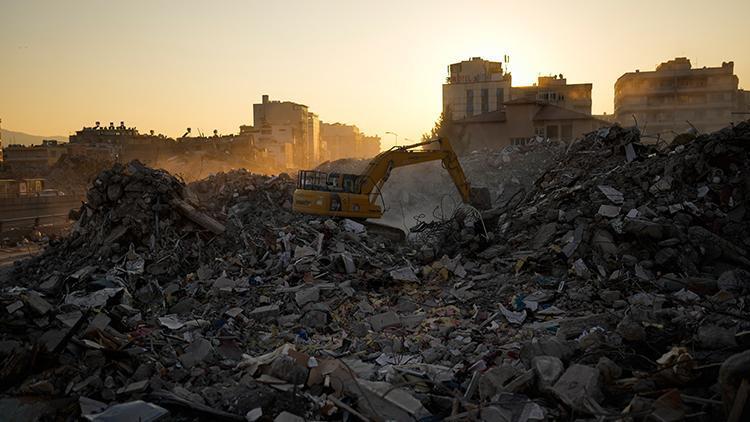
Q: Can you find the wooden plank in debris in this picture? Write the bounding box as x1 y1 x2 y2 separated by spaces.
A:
171 198 225 234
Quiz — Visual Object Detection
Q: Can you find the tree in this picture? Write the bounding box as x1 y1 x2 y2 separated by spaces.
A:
421 106 453 142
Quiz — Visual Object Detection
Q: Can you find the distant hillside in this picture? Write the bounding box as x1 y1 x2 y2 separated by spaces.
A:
1 129 67 146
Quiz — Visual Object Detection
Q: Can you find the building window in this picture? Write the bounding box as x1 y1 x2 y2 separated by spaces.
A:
496 88 504 109
466 89 474 115
534 127 545 137
511 138 528 146
561 124 573 141
481 89 489 113
546 125 559 139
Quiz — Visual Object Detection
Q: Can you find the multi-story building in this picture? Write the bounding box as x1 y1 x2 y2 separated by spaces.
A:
174 129 258 164
320 123 357 161
512 75 592 115
239 123 295 169
442 57 512 121
252 95 321 167
68 121 176 163
2 140 67 170
320 123 380 161
614 58 745 137
443 58 594 121
450 100 609 152
307 112 321 165
359 135 381 158
736 89 750 117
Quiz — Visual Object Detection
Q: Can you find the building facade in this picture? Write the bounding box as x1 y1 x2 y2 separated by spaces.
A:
512 75 592 115
239 123 295 169
320 123 381 161
614 58 745 137
442 57 513 121
69 121 176 163
359 135 381 158
450 100 609 153
2 140 67 170
252 95 320 168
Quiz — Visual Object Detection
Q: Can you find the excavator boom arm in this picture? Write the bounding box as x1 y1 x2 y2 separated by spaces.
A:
357 138 471 203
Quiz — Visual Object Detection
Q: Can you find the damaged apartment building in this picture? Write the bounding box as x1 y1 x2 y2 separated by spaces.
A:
243 95 321 169
320 122 380 161
443 56 750 150
69 122 257 166
614 57 750 139
1 122 261 173
244 95 380 168
443 57 607 151
1 140 67 172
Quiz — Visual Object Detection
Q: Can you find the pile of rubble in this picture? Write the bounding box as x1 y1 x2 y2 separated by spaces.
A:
415 120 750 419
1 121 750 421
476 122 750 279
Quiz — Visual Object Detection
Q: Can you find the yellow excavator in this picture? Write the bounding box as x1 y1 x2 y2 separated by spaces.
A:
292 137 489 225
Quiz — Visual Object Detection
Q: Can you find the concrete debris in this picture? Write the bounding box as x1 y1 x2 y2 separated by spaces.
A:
552 364 602 413
389 266 419 282
83 400 168 422
1 121 750 420
532 355 564 389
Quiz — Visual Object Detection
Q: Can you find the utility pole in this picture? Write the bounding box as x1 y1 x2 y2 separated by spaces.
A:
385 131 398 147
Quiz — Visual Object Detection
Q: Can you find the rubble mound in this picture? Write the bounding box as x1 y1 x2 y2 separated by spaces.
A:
2 122 750 421
12 161 225 285
483 121 750 281
189 168 295 219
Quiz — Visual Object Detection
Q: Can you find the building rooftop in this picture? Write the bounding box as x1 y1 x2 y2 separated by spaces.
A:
446 57 508 84
617 58 735 83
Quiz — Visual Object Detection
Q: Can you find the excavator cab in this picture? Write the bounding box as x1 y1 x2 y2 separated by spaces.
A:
294 170 383 218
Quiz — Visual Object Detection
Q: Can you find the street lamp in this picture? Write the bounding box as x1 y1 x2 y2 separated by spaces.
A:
385 131 398 147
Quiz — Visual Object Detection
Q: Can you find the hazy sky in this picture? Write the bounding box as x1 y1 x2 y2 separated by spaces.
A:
1 0 749 149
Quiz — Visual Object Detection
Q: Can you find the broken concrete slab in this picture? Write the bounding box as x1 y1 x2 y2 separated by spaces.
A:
294 287 320 307
552 364 602 413
532 356 564 389
248 304 280 320
369 311 401 331
83 400 168 422
390 266 419 282
179 338 212 369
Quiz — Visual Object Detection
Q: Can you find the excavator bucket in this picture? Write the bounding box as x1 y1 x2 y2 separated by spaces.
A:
469 187 492 210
